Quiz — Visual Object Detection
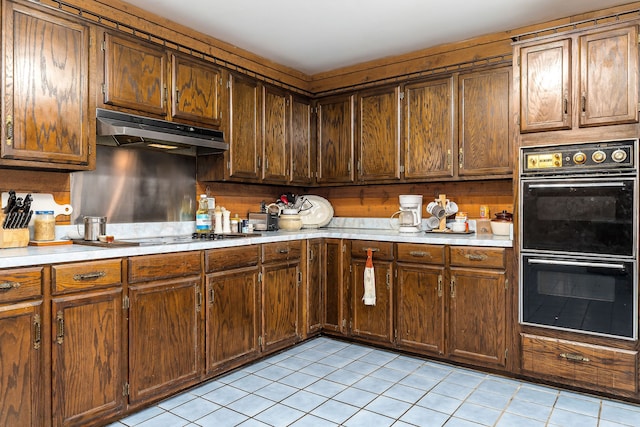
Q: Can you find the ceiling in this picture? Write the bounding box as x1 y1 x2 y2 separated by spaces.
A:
123 0 632 74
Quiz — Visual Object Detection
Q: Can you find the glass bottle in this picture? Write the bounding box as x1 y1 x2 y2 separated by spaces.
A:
195 194 210 235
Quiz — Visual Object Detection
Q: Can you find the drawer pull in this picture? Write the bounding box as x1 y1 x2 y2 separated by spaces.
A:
73 271 106 281
277 248 290 254
465 254 488 261
409 251 430 258
0 281 21 291
560 352 590 363
362 248 379 252
56 311 64 345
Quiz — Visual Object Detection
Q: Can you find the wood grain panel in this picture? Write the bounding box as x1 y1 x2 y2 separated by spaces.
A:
171 54 222 125
262 86 289 182
128 252 200 284
52 259 122 294
396 244 445 264
0 266 43 303
316 94 354 184
205 245 259 273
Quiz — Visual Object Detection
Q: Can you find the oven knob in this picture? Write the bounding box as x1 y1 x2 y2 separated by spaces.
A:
592 150 606 163
573 152 587 164
612 149 628 163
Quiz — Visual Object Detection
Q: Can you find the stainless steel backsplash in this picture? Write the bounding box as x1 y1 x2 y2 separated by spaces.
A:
70 146 196 224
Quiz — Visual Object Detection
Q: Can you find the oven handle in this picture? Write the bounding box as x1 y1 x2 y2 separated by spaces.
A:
527 258 626 270
526 182 627 189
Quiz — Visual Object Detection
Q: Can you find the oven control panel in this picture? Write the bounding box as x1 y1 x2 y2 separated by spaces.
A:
522 140 635 174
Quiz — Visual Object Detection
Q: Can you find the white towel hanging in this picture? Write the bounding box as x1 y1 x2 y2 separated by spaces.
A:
362 248 376 305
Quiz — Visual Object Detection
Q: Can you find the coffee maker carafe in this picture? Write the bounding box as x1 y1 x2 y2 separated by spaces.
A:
390 194 423 233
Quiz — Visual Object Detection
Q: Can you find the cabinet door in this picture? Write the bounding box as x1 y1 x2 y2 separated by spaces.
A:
206 267 259 375
261 261 299 353
291 97 314 184
519 39 572 132
227 74 262 180
351 259 393 343
396 263 445 355
449 267 506 368
305 239 324 335
458 67 512 176
0 301 43 427
128 278 202 405
403 78 455 179
102 32 167 116
324 239 347 334
2 2 92 168
357 86 401 182
171 54 222 126
579 26 639 127
262 86 289 183
51 288 124 427
316 94 355 184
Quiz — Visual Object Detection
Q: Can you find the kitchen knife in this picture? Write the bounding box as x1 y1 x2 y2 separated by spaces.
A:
3 190 15 214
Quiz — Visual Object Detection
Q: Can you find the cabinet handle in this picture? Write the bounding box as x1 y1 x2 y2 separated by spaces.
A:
465 254 488 262
581 94 586 113
563 97 568 115
450 276 456 298
362 248 379 252
6 115 12 146
0 281 20 291
56 311 64 345
73 271 106 281
277 248 289 254
437 275 443 297
458 147 464 169
196 289 202 313
447 149 452 169
33 314 41 350
386 270 390 289
409 251 430 258
209 287 215 304
560 352 590 363
175 89 180 103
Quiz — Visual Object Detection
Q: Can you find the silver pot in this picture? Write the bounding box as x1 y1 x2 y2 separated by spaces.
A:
83 216 106 240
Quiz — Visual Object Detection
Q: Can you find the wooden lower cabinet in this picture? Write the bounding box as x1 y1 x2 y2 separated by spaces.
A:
396 244 446 355
448 247 508 369
261 241 302 353
0 267 44 427
350 241 394 343
51 259 124 427
127 252 202 407
304 239 324 336
205 245 260 375
323 239 348 335
521 334 638 394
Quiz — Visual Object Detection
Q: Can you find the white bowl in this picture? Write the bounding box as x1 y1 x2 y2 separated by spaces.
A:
490 221 511 236
450 222 467 232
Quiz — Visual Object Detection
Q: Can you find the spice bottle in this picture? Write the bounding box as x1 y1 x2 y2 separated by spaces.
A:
195 194 210 235
34 210 55 241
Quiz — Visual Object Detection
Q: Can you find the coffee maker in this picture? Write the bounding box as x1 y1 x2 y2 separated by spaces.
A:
390 194 423 233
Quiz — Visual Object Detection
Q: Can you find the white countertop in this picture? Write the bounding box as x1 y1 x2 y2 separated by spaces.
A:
0 224 512 268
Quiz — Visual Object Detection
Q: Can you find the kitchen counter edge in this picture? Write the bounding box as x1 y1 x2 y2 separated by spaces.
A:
0 228 512 269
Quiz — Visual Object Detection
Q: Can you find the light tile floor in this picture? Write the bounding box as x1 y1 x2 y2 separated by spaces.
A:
108 337 640 427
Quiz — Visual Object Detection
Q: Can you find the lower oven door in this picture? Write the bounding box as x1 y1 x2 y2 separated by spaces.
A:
520 255 636 340
521 177 635 257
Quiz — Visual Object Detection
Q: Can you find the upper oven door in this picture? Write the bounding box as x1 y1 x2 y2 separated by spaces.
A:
521 177 636 257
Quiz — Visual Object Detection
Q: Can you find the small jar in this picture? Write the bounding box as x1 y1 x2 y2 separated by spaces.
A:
34 210 55 241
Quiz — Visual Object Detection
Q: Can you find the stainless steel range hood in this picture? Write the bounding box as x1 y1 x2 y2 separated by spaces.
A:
96 108 227 156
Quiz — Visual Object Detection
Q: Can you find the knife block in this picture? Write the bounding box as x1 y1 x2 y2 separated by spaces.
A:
0 214 29 248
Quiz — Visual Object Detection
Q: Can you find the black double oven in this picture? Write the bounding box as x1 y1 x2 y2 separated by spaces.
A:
519 140 637 340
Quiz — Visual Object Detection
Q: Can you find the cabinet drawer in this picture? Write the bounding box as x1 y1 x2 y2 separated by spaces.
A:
351 240 393 260
450 247 505 269
0 266 43 303
396 243 444 264
521 334 637 393
205 245 259 272
52 259 121 294
128 252 201 283
262 241 302 263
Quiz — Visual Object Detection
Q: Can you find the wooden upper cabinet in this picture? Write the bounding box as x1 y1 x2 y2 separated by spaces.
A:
262 85 289 183
458 67 512 176
2 1 93 169
227 73 262 180
171 54 223 126
403 77 455 179
516 24 638 134
579 25 639 127
291 96 314 185
519 39 572 132
357 85 401 182
316 94 355 184
102 31 167 116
